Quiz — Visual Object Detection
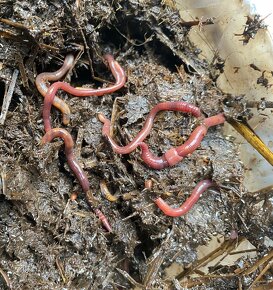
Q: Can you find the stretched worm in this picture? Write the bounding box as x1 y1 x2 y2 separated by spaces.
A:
138 113 226 169
98 101 201 154
36 54 74 125
43 54 126 132
41 128 112 232
154 179 215 217
94 208 112 232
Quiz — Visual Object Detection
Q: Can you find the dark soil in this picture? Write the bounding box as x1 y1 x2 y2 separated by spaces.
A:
0 1 272 290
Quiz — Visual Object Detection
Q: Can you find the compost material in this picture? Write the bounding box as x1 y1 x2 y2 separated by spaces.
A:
0 1 271 289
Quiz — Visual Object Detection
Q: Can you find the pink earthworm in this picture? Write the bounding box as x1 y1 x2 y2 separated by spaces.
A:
138 113 226 169
36 54 74 125
94 208 112 232
154 179 215 217
41 128 90 192
43 54 126 132
98 101 201 154
41 128 112 232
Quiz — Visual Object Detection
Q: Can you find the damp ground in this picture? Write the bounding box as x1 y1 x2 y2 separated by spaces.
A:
0 1 272 289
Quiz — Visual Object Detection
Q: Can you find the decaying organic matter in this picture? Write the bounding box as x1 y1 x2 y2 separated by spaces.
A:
0 1 272 289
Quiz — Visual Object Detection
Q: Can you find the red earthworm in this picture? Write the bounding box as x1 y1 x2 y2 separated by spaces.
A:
230 229 238 240
138 113 226 169
94 208 112 232
70 192 78 201
98 101 201 154
36 54 74 125
41 128 112 231
202 113 226 127
144 179 153 190
43 54 126 132
137 142 169 169
41 128 90 192
175 112 226 157
154 179 215 217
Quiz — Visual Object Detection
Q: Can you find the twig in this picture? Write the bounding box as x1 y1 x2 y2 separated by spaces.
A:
0 267 12 289
174 238 245 281
16 53 29 88
229 249 257 255
75 127 85 158
0 18 30 30
143 229 173 288
228 118 273 166
241 249 273 275
143 254 164 288
0 169 6 196
180 18 215 28
0 69 19 125
116 268 143 288
114 25 154 47
110 97 125 137
251 281 273 290
248 259 273 289
55 257 67 283
77 25 110 83
177 274 237 288
237 212 249 231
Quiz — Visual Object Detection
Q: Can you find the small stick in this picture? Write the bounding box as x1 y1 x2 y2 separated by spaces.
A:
0 17 30 30
16 53 29 88
245 100 273 110
240 249 273 275
0 267 12 289
180 18 215 28
225 99 273 110
0 69 19 125
248 259 273 289
116 268 143 288
55 257 67 283
228 118 273 166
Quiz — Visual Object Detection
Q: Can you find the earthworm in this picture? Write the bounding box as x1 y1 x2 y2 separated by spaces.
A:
230 229 238 240
70 192 78 201
100 180 118 202
154 179 215 217
41 128 112 231
98 101 201 154
43 54 126 132
94 208 112 232
203 113 226 127
138 113 226 169
137 142 169 169
41 128 90 192
144 179 153 190
36 54 74 125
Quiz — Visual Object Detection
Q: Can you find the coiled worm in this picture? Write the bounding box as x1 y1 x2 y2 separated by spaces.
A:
36 54 74 125
98 101 201 154
43 54 126 132
138 113 226 169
